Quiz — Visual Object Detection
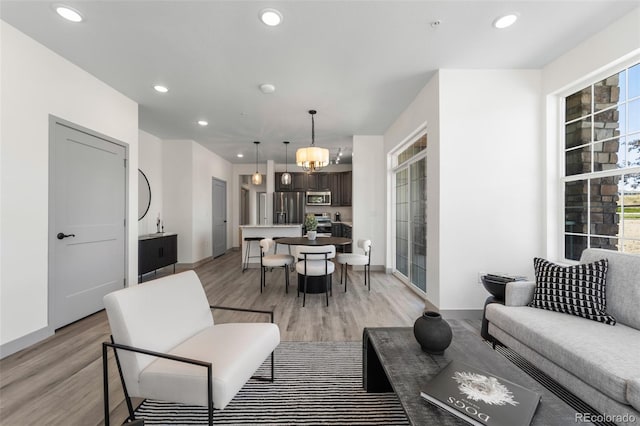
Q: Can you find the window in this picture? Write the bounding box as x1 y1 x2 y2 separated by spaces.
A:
393 134 427 292
563 63 640 260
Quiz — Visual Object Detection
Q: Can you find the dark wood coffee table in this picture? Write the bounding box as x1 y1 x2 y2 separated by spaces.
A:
363 323 580 425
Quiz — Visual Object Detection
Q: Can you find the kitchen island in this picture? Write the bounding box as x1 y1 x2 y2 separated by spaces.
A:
240 224 303 268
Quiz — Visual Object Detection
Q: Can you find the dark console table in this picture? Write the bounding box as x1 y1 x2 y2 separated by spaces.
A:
138 233 177 282
363 324 580 425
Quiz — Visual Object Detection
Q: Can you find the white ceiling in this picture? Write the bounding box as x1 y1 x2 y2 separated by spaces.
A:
1 1 638 164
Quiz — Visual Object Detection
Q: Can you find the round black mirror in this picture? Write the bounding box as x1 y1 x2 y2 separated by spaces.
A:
138 169 151 221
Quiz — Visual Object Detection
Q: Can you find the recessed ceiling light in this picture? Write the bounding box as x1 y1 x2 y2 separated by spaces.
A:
493 14 518 29
197 120 208 126
237 154 244 158
153 85 169 93
259 83 276 94
55 5 83 22
260 8 282 26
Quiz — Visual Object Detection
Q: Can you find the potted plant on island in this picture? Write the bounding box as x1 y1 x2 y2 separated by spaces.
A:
304 214 318 240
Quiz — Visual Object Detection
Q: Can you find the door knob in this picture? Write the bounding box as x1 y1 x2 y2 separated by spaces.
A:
57 232 76 240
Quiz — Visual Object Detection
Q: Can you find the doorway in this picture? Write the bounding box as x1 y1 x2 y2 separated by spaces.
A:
212 178 227 258
49 118 127 330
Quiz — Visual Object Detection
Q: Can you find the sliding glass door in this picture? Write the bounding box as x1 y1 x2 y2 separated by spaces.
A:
393 134 427 293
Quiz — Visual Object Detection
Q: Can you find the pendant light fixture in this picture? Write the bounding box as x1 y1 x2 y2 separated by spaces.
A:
296 110 329 172
281 141 292 185
251 141 262 185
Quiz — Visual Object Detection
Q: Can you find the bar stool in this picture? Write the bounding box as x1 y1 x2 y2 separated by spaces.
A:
242 236 264 272
273 237 293 254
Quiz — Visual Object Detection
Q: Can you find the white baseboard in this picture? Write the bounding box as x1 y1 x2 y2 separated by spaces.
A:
439 309 483 320
0 326 53 359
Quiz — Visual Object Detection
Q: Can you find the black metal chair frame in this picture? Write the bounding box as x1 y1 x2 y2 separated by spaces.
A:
103 306 275 426
298 251 332 307
260 246 291 294
340 247 372 292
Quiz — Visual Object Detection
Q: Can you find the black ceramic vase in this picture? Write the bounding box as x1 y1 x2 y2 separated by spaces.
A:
413 311 453 354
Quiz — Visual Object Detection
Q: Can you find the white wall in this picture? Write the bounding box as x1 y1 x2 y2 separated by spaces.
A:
384 72 441 306
163 140 194 263
438 69 542 311
191 141 233 261
138 130 163 235
162 139 233 264
352 136 385 267
383 69 543 313
0 21 138 348
542 8 640 96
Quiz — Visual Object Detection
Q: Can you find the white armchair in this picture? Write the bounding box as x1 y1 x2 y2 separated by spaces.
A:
102 270 280 425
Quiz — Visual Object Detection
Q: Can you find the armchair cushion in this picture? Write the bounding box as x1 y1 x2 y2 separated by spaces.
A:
261 253 295 268
336 253 369 266
139 322 280 409
296 259 335 276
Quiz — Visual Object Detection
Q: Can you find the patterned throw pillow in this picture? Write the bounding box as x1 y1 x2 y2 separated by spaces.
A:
529 257 616 325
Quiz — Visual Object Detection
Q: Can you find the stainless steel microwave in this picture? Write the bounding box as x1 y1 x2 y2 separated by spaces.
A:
306 191 331 206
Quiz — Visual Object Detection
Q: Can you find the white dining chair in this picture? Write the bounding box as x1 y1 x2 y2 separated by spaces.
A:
259 238 295 293
335 239 372 291
295 245 336 307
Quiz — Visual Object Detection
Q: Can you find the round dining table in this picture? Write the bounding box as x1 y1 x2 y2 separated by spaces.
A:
276 236 351 247
275 236 352 294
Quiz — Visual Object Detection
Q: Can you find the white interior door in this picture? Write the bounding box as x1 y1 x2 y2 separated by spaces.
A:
51 122 126 329
212 178 227 258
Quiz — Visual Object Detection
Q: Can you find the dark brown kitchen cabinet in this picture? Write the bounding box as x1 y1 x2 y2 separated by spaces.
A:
342 224 352 252
306 173 318 190
341 171 352 206
275 172 351 206
330 173 342 206
138 233 178 281
292 173 308 191
316 173 330 190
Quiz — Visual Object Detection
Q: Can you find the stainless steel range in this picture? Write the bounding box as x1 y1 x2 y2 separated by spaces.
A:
314 213 332 237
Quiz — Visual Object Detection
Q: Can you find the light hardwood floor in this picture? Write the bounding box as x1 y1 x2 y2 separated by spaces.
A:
0 250 425 425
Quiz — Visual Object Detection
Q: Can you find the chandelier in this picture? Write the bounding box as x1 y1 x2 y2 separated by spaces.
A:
296 110 329 172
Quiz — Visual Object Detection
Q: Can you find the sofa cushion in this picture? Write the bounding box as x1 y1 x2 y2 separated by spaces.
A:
139 322 280 409
529 257 616 325
580 249 640 329
628 378 640 412
486 304 640 405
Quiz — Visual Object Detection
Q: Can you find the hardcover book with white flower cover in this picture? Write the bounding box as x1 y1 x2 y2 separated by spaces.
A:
420 360 540 426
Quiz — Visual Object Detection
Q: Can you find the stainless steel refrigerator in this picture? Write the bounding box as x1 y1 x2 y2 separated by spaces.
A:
273 192 306 224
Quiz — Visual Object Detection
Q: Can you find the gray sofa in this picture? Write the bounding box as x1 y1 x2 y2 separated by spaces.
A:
485 248 640 426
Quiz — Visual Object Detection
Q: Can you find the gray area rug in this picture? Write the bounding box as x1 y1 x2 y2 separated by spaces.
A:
134 341 410 425
134 334 615 425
